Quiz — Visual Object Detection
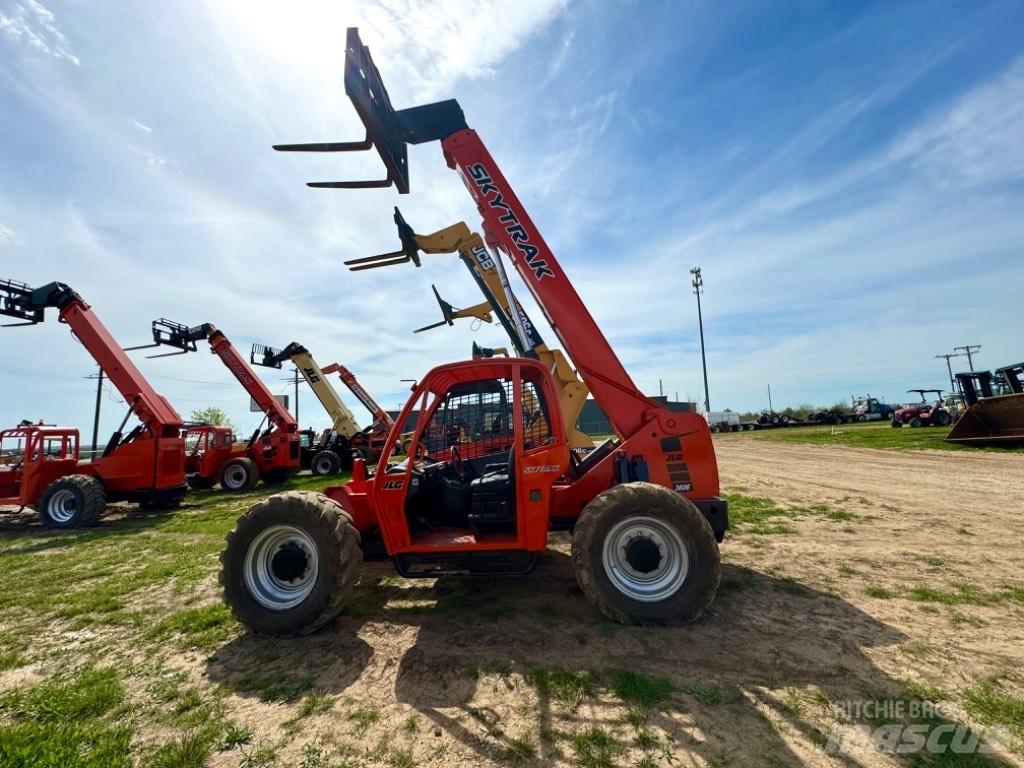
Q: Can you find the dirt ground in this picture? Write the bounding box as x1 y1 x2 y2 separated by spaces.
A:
2 439 1023 767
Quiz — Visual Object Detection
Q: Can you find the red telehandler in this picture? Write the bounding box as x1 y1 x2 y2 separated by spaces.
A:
145 320 300 491
219 29 727 635
0 280 186 526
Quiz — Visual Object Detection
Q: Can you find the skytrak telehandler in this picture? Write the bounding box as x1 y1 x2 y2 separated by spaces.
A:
0 280 187 526
251 342 392 474
145 320 301 491
346 209 595 457
218 29 727 635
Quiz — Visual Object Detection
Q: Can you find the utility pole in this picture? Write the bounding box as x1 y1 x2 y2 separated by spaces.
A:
954 345 981 372
84 368 104 455
282 368 302 424
935 352 964 394
767 384 773 414
690 266 710 414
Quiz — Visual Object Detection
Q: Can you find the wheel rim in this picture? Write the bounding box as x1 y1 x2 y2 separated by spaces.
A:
244 525 319 611
315 454 333 474
601 515 689 602
224 464 247 489
46 489 78 523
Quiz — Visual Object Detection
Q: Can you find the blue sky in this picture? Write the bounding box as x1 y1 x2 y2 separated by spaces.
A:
1 0 1022 438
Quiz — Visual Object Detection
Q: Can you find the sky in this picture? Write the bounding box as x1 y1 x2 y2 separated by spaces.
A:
0 0 1022 439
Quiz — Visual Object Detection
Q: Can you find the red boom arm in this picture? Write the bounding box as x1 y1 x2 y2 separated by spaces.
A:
442 130 662 438
207 328 296 432
320 362 393 428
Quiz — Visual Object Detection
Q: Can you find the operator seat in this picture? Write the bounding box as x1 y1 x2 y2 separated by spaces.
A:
467 449 516 538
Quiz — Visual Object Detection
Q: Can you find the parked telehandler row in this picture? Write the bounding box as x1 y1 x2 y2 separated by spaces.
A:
146 319 301 491
251 342 391 473
347 208 595 456
216 28 728 636
0 280 187 526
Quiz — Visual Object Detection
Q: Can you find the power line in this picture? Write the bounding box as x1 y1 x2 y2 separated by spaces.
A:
953 345 981 372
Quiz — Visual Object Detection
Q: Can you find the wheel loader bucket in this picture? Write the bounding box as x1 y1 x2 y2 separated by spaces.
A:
945 394 1024 446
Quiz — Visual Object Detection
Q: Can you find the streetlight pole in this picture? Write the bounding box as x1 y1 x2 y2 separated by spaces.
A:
690 267 710 414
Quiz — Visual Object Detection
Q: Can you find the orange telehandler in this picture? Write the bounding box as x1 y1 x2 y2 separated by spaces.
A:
219 28 726 635
145 320 300 491
0 280 186 526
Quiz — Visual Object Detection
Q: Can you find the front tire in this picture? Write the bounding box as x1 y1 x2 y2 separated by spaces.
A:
220 491 362 636
38 475 106 528
220 458 258 492
311 450 341 476
571 483 720 625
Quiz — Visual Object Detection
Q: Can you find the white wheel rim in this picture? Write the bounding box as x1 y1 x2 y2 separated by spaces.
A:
244 525 319 610
224 465 247 489
47 489 78 523
601 515 689 602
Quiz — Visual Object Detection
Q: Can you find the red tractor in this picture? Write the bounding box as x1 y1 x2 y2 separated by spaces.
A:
891 389 952 428
146 320 301 491
0 281 187 526
218 29 727 635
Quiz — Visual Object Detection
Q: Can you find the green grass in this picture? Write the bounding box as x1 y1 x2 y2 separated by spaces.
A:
0 667 132 768
143 730 212 768
725 493 856 535
744 421 1024 454
526 667 595 710
0 666 124 722
347 706 381 732
570 728 623 768
963 677 1024 743
0 721 133 768
145 603 238 650
503 736 536 763
865 585 896 599
610 669 674 710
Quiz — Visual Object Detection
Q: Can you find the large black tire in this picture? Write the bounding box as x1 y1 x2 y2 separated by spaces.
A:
220 458 258 492
909 417 923 428
37 475 106 528
933 411 951 427
220 491 362 636
571 482 720 625
262 467 293 486
311 450 341 476
186 475 213 490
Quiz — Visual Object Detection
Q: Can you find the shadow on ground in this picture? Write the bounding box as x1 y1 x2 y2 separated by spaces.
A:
205 540 1013 766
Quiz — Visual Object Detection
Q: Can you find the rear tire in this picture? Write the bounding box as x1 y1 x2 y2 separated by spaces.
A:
311 450 341 476
933 411 951 427
909 417 923 428
220 491 362 636
220 458 258 492
571 482 720 625
38 475 106 528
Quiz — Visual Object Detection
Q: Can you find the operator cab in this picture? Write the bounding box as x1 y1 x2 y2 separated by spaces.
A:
376 359 568 551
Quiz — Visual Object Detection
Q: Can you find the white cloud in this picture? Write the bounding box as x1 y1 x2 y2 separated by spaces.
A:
0 221 20 244
0 0 80 65
133 120 153 133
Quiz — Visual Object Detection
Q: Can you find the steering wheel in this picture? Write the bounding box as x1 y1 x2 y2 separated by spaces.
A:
449 444 464 481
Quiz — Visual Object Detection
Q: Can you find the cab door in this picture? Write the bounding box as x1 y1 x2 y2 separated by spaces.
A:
515 366 570 551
